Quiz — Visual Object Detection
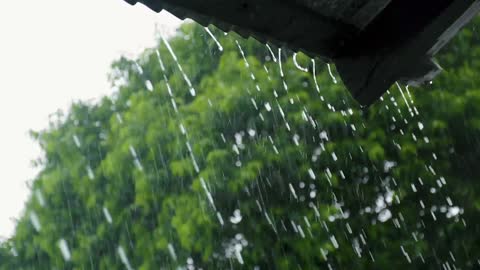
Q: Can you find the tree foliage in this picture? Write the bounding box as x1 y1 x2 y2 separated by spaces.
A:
1 20 480 269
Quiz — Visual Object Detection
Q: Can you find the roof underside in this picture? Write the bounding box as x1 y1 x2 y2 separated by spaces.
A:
125 0 480 106
295 0 391 29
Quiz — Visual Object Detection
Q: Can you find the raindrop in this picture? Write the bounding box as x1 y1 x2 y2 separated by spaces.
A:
297 225 306 238
293 53 308 72
418 122 424 130
319 131 329 141
289 183 298 199
58 239 72 262
446 197 453 206
115 113 123 124
308 168 316 180
265 44 277 62
204 27 223 51
179 123 187 135
168 243 177 261
161 34 196 96
73 134 81 148
10 247 18 257
235 40 249 67
29 211 41 232
217 212 225 226
293 134 300 146
129 145 138 158
264 102 272 112
86 165 95 180
103 207 113 224
35 190 46 207
330 235 339 249
384 161 397 172
400 246 412 263
155 49 166 71
230 209 243 224
311 59 320 92
145 80 154 91
200 177 216 210
117 246 134 270
395 82 413 114
378 209 392 222
235 245 245 265
446 206 461 218
232 144 240 155
327 63 337 84
278 48 284 78
134 61 143 74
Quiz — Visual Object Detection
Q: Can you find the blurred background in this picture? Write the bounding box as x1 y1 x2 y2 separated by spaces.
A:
0 0 180 237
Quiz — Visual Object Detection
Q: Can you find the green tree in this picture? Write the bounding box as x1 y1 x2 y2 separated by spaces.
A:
2 19 480 269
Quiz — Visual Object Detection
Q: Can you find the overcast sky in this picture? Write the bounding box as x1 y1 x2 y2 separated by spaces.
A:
0 0 181 238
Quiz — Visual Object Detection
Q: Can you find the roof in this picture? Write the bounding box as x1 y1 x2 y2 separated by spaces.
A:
125 0 480 105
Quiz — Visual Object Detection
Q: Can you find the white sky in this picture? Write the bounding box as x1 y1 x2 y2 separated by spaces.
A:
0 0 181 238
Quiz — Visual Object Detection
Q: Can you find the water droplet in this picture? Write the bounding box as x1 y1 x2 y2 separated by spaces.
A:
264 102 272 111
58 239 72 262
216 212 225 226
293 134 300 146
73 134 81 148
86 165 95 180
418 122 424 130
289 183 298 199
446 206 461 218
330 235 339 249
103 207 113 224
378 209 392 222
265 44 277 62
35 190 46 207
230 209 243 224
167 243 177 261
204 27 223 51
293 53 308 72
29 211 41 232
327 63 337 84
117 246 134 270
145 80 154 91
